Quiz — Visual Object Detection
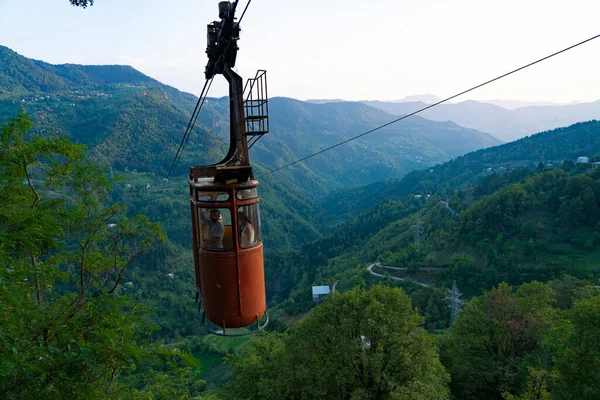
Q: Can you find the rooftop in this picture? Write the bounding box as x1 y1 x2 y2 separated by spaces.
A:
312 285 330 295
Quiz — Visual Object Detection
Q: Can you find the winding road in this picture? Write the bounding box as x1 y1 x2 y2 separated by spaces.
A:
367 262 444 287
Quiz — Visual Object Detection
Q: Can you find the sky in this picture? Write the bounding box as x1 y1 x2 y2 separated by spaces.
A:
1 0 600 103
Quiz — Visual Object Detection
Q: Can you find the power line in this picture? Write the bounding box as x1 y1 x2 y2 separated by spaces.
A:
239 0 252 23
265 33 600 175
165 78 212 180
183 77 215 151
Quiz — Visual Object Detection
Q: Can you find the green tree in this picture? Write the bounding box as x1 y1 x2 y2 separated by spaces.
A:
0 114 196 398
441 282 558 400
224 285 450 399
551 295 600 399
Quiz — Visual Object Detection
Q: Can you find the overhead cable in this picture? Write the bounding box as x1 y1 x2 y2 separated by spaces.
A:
266 33 600 175
165 77 212 180
165 0 254 181
239 0 252 24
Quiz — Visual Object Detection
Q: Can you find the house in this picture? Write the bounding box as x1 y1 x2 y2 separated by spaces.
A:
577 156 590 164
593 162 600 170
312 285 330 303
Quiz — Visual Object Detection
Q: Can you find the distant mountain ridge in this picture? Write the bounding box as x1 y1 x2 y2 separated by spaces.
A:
483 99 573 110
305 92 600 142
396 94 442 103
362 99 600 142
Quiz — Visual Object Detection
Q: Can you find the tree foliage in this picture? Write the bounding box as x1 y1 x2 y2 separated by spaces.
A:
550 295 600 399
441 282 558 399
224 285 450 399
0 114 197 398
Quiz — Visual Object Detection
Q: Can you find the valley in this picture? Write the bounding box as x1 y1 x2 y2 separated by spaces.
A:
2 36 600 399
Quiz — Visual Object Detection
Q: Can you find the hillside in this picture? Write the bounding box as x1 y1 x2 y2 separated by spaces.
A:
0 45 500 189
271 121 600 312
278 164 600 318
0 45 503 241
322 120 600 222
0 45 161 96
348 167 600 293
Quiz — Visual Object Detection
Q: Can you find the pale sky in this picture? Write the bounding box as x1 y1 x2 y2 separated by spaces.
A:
1 0 599 103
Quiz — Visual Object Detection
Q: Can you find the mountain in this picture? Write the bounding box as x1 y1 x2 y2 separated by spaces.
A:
305 98 346 104
306 94 443 104
274 121 600 310
0 44 508 276
248 98 501 194
396 94 442 103
321 120 600 224
483 99 569 110
329 166 600 293
0 45 501 194
0 45 161 97
363 99 600 142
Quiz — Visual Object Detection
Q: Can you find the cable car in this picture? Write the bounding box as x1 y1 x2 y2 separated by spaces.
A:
190 0 269 335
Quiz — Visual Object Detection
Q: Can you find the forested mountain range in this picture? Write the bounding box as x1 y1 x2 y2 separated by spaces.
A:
363 98 600 142
3 105 599 400
0 44 501 249
322 120 600 222
272 120 600 314
2 42 600 399
3 44 600 306
0 44 500 190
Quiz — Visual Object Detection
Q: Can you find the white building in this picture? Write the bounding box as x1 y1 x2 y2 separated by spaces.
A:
312 285 331 303
577 156 590 164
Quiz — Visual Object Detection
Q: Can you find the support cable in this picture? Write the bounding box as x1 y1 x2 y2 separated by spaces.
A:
265 33 600 175
239 0 252 24
165 0 254 181
183 76 215 151
166 78 212 180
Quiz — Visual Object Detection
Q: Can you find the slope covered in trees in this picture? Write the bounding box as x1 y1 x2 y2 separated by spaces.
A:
0 45 500 191
222 282 600 400
272 152 600 320
322 120 600 221
2 42 600 399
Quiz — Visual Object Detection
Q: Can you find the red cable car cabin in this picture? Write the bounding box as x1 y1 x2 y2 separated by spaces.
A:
189 1 269 334
189 176 266 330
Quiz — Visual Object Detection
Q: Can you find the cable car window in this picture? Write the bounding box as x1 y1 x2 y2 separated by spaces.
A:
236 188 257 200
198 208 233 250
197 192 230 202
237 204 261 248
